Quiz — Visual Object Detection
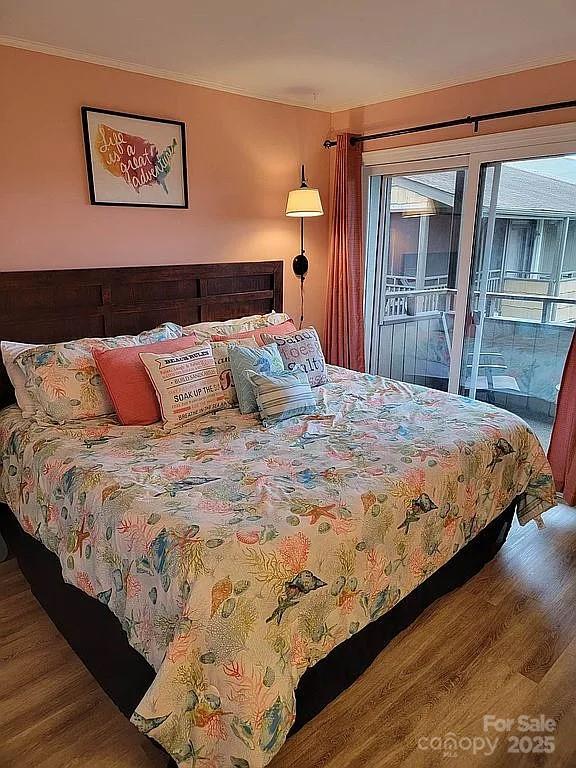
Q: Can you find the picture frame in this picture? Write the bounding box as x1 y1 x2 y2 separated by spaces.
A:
81 107 188 208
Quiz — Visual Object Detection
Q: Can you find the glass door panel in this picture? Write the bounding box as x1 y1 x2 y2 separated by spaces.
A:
365 167 466 391
459 154 576 449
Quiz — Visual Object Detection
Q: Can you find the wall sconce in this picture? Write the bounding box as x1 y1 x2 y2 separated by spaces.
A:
285 164 323 326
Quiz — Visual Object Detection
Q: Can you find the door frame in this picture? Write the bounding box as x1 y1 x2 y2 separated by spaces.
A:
362 121 576 393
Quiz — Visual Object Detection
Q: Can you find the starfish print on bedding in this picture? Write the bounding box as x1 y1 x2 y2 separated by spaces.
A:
68 517 90 557
298 503 337 525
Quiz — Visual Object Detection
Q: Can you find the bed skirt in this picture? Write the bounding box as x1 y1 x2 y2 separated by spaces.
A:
0 500 516 756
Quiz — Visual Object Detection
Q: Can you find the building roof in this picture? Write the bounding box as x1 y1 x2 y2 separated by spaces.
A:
405 166 576 216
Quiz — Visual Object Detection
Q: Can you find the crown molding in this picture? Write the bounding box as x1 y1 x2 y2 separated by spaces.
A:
0 35 331 113
1 35 574 115
329 55 576 113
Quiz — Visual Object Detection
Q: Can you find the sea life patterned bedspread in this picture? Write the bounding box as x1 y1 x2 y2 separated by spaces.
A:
0 366 555 768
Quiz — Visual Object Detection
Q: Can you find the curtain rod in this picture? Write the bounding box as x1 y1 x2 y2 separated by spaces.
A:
322 99 576 148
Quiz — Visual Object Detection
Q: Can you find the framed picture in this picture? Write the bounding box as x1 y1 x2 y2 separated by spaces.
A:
81 107 188 208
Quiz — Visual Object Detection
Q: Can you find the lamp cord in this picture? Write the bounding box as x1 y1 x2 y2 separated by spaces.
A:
299 216 305 329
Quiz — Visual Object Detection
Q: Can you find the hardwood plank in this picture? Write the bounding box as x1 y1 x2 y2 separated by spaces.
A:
0 506 574 767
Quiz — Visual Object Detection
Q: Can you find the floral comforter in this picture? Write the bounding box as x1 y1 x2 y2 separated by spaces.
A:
0 366 555 768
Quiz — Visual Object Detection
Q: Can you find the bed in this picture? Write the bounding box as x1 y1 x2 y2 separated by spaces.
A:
0 263 556 768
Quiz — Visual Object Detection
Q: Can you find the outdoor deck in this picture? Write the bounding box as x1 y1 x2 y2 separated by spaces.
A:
367 276 574 454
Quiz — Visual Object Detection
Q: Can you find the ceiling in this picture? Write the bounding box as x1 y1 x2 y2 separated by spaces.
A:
1 0 575 111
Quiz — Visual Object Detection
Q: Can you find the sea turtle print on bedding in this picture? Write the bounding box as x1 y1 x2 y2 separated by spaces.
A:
0 366 555 768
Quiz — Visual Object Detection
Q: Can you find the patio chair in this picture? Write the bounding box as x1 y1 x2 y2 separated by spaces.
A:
463 351 521 403
440 311 520 401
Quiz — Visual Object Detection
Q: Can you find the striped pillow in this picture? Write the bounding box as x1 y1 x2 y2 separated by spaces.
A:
245 366 318 426
139 343 225 429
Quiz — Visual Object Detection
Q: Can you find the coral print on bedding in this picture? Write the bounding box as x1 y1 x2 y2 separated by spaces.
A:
0 367 555 768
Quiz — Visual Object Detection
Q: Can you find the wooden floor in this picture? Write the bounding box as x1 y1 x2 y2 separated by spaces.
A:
1 505 575 768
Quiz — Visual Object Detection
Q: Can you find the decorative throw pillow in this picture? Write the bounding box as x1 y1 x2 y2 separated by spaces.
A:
228 343 284 414
15 324 180 424
211 319 297 346
94 334 200 426
246 366 318 426
139 343 225 429
182 311 292 340
260 327 328 387
1 340 38 417
209 338 258 407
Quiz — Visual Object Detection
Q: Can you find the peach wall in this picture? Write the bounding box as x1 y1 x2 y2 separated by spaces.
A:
331 60 576 152
0 46 330 336
2 46 576 343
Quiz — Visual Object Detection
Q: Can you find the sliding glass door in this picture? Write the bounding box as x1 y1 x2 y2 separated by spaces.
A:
458 154 576 448
365 163 466 391
364 141 576 449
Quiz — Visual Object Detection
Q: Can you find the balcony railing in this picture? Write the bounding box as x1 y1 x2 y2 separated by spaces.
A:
478 268 576 293
479 290 576 324
385 274 449 291
382 287 456 319
381 284 576 324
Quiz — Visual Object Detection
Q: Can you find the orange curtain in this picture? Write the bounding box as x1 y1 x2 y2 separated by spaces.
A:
325 133 365 371
548 330 576 505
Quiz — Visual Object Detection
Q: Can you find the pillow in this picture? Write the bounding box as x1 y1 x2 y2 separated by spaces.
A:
246 367 318 426
183 311 292 340
94 334 200 426
139 343 226 430
211 319 297 346
138 322 182 342
228 343 284 414
209 338 258 407
260 327 328 387
15 324 180 424
1 341 38 417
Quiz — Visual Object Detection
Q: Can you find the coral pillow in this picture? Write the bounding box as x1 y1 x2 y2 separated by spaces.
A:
211 319 297 346
94 334 199 426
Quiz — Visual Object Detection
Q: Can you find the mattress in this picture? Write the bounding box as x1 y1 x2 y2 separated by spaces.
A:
0 365 555 768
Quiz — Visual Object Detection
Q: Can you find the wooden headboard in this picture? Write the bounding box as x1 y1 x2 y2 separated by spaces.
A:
0 261 283 408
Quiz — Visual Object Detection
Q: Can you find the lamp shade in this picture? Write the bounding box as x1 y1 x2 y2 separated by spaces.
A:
285 187 323 217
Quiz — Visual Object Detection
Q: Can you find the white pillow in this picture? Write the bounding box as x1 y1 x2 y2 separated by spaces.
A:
209 338 258 407
140 343 226 429
182 311 291 340
1 341 38 417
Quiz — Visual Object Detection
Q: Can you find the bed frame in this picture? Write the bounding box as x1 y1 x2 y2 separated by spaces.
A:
0 262 517 764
